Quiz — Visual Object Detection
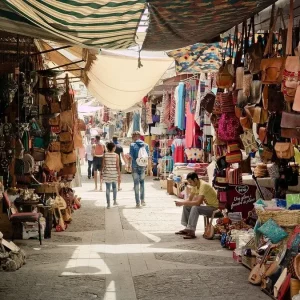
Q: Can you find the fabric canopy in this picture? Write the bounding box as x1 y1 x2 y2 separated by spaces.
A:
142 0 277 51
167 42 223 74
85 50 173 110
0 0 145 49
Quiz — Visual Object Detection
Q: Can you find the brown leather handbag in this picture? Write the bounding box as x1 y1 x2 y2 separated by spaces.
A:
275 142 295 159
49 141 61 152
280 111 300 139
60 141 74 153
31 147 45 161
60 163 76 175
45 151 63 172
268 85 285 112
60 131 73 142
61 151 76 165
261 9 286 84
261 57 286 84
216 59 234 89
60 110 73 131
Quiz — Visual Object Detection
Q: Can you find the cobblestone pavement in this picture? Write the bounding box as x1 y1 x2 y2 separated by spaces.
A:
0 164 268 300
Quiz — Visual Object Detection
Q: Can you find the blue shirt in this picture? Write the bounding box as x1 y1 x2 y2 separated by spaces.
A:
130 140 149 168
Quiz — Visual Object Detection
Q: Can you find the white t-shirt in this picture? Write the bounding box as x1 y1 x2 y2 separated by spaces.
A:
86 144 93 161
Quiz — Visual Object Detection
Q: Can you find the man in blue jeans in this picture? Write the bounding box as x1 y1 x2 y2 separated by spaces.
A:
129 131 149 208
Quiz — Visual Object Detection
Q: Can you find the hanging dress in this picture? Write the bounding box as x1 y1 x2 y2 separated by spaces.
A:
177 82 186 130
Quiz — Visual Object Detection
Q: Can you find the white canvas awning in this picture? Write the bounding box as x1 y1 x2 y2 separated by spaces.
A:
85 50 173 110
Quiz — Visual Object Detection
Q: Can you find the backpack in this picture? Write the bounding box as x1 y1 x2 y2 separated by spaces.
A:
136 146 148 167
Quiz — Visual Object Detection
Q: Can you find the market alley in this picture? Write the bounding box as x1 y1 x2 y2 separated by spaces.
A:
0 169 268 300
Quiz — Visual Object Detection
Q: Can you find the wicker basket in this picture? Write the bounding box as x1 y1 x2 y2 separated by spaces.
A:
256 209 300 227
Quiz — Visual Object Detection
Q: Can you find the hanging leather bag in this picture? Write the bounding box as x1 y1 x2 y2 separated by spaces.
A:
245 17 263 74
280 111 300 139
45 151 63 172
59 131 73 142
217 37 234 89
60 141 74 153
261 9 286 84
275 142 295 159
60 110 73 131
61 151 76 165
200 91 216 114
268 85 285 112
283 0 300 103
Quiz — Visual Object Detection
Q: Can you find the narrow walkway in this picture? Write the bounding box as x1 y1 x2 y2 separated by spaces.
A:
0 166 268 300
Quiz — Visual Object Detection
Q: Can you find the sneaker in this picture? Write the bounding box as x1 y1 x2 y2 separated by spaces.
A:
113 201 118 206
141 201 146 206
107 204 110 209
136 203 141 208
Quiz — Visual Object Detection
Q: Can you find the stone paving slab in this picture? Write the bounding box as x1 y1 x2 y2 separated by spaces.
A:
0 168 268 300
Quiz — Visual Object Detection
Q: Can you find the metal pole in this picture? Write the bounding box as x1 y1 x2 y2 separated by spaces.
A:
46 60 84 70
29 45 72 56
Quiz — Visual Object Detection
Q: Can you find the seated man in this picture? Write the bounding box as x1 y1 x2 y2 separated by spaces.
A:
175 172 219 239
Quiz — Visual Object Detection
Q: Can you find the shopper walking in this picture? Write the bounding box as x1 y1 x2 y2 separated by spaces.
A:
129 131 149 208
85 138 94 179
101 142 120 209
112 135 127 191
92 135 105 191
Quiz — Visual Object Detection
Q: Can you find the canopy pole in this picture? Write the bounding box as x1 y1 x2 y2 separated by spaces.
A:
29 45 72 56
47 60 84 70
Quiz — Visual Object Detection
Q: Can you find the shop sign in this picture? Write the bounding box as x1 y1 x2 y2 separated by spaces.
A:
226 184 256 218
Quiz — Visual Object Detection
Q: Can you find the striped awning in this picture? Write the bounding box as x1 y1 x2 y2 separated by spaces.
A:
0 0 145 49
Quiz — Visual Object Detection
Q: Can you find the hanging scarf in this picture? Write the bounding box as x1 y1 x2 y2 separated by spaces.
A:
185 79 197 114
169 89 176 128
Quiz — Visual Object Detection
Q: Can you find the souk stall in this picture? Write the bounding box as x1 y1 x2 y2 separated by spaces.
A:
0 32 85 246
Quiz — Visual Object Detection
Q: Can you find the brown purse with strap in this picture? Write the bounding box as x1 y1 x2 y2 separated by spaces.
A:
45 151 63 172
60 131 73 142
61 151 76 165
60 141 74 153
274 142 295 159
260 8 286 84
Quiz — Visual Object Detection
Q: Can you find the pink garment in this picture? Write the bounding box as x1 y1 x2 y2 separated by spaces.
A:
185 102 196 148
174 145 184 163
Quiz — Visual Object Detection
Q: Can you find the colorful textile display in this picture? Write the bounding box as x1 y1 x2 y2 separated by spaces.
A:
167 43 223 73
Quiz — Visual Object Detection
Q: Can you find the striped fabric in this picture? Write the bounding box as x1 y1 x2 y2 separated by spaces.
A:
0 1 145 49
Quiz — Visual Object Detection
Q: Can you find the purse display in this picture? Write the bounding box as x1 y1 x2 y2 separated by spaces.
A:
268 85 285 112
274 142 295 160
45 151 63 172
218 113 241 142
61 151 76 165
59 131 73 142
240 130 258 154
280 111 300 139
225 150 242 164
216 59 234 89
60 141 74 153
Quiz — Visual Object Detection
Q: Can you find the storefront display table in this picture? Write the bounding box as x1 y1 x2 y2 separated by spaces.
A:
243 175 300 192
